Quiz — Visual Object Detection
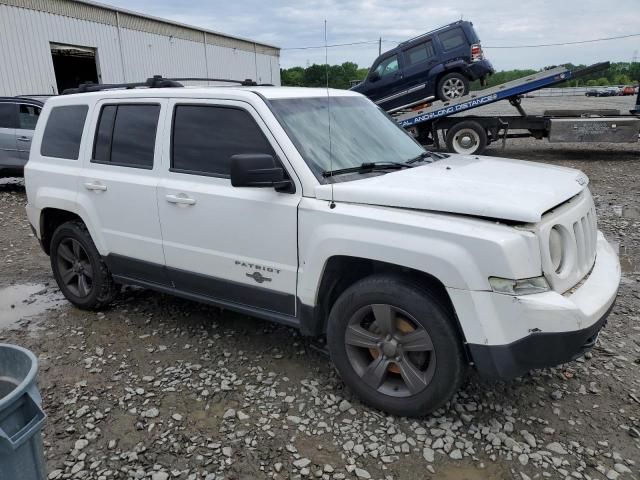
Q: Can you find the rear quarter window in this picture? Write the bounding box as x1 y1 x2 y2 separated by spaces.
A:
41 105 88 160
438 27 467 50
404 40 435 66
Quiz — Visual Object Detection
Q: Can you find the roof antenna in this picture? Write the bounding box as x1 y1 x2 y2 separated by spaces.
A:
325 19 335 209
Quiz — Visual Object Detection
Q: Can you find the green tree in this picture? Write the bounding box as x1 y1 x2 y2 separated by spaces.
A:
302 64 328 87
613 73 631 85
280 66 305 86
281 61 640 90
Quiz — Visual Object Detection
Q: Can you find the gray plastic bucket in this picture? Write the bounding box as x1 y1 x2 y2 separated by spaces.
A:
0 344 46 480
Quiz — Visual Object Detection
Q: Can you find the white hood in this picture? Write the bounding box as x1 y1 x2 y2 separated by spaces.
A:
315 155 588 223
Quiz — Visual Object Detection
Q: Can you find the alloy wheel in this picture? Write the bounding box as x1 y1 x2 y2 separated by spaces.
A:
344 304 436 397
56 238 94 298
442 78 465 99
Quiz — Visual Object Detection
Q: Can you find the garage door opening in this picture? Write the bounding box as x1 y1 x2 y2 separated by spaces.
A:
50 43 100 93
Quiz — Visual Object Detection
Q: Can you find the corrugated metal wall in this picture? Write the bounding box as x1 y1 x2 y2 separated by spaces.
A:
0 1 280 96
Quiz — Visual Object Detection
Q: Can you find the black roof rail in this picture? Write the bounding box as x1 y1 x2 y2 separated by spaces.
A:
167 77 263 86
0 96 46 105
16 94 57 98
62 75 270 95
398 20 466 47
62 75 184 95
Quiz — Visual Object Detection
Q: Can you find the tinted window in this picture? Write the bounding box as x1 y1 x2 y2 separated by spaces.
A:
18 104 41 130
439 27 466 50
373 55 399 78
172 105 274 177
405 40 435 66
0 103 17 129
92 105 116 163
41 105 88 159
92 104 159 169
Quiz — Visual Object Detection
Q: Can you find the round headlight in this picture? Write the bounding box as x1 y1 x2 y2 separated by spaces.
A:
549 225 565 273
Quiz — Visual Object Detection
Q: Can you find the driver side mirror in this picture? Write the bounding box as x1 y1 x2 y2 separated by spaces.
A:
369 71 380 82
230 154 294 193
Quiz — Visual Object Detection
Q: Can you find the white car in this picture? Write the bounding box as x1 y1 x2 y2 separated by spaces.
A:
24 81 620 416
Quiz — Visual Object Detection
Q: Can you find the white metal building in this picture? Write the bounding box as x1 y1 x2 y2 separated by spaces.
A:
0 0 281 96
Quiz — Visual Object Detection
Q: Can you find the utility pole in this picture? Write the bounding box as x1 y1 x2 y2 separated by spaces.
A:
379 37 382 56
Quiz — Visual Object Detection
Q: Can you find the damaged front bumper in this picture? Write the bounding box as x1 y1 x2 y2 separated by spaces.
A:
467 232 620 379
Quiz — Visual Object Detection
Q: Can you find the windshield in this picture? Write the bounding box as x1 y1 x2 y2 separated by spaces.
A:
269 96 426 179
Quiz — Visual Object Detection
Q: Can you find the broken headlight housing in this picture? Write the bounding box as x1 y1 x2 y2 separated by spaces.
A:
489 276 550 296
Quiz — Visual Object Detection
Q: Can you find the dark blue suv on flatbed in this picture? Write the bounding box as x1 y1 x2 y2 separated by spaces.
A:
351 21 494 110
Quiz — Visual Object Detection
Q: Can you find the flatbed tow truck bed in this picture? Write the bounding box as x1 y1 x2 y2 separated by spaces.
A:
393 62 640 155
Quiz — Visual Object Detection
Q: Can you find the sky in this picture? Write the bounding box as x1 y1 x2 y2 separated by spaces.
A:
103 0 640 72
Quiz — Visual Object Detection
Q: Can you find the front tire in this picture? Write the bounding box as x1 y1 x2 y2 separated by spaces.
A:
327 275 465 417
50 221 117 310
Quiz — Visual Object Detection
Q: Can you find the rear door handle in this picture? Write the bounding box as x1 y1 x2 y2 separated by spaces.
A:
17 136 31 142
166 193 196 206
84 182 107 191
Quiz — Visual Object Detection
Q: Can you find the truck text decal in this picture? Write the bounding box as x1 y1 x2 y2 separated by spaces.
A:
400 93 498 127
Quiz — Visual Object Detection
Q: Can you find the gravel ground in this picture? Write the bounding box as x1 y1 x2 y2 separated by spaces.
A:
0 96 639 480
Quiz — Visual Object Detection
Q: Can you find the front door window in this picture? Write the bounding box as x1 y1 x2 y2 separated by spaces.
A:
373 55 399 78
18 104 41 130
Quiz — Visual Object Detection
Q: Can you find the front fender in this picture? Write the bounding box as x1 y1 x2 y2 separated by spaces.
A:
297 199 541 307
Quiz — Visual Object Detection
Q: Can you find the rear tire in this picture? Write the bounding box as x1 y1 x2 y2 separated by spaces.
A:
437 72 469 101
50 221 117 310
326 274 465 417
445 121 488 155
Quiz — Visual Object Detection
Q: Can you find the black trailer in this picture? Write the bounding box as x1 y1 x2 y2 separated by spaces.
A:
393 63 640 155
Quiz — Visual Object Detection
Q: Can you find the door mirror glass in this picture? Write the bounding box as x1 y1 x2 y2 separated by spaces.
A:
230 154 294 192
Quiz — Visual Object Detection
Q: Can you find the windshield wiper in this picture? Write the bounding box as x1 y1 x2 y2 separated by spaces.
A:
322 161 413 178
405 150 446 164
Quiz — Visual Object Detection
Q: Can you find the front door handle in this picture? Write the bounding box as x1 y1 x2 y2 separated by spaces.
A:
17 136 31 142
84 182 107 191
166 193 196 206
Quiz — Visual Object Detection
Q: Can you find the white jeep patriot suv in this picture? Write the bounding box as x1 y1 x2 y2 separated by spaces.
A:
24 79 620 416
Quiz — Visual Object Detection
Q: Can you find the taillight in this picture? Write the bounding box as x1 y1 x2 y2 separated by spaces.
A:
471 43 483 62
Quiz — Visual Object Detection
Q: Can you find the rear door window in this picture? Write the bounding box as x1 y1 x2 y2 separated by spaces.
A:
18 104 41 130
92 104 160 169
41 105 88 160
438 27 467 50
171 105 274 177
405 40 435 66
0 103 17 129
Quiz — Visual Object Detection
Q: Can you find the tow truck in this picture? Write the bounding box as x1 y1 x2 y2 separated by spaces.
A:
393 62 640 154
